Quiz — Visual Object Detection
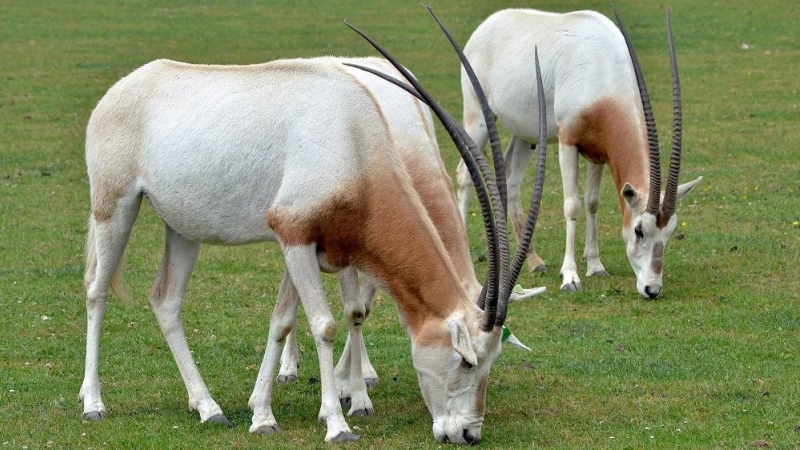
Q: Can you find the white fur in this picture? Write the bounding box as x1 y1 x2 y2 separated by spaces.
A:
456 9 701 297
80 56 520 444
275 57 543 426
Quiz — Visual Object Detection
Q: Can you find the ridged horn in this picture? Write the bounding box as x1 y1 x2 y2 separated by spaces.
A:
344 16 507 331
507 47 547 322
662 8 682 220
423 5 511 329
425 5 508 214
613 6 662 216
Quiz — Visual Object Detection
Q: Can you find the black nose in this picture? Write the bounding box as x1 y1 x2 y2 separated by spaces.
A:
463 429 479 445
645 285 660 299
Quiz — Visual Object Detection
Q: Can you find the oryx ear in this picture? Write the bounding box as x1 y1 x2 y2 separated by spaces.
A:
621 182 641 211
677 176 703 202
447 318 478 367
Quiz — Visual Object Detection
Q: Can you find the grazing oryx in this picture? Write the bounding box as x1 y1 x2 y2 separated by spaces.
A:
455 8 702 298
80 8 547 445
274 58 544 417
270 58 545 415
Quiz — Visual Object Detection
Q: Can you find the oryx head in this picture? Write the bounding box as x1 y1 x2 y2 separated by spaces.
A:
615 8 702 299
347 6 548 444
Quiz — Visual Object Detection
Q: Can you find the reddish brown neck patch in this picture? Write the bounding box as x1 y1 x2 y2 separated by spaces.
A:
558 97 650 209
267 163 466 337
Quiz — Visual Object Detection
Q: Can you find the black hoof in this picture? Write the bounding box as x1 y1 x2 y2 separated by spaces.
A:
252 424 281 435
349 408 374 417
561 282 582 292
589 270 610 277
82 411 104 421
330 432 360 442
364 377 379 387
206 414 233 427
340 397 352 408
533 265 549 273
277 374 299 383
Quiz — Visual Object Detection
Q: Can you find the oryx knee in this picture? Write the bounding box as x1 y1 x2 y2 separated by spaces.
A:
345 305 367 327
273 323 295 343
309 317 337 345
585 194 600 214
564 196 581 221
268 310 299 345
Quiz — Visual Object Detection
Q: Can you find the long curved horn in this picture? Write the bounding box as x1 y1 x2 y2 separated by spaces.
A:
507 48 547 320
423 6 511 329
344 20 506 331
425 5 507 214
613 7 662 216
662 8 682 220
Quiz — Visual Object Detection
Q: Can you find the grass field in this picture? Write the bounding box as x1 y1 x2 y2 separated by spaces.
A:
1 0 799 448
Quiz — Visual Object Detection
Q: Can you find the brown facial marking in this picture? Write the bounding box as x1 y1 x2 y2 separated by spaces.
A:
474 374 488 416
650 241 664 274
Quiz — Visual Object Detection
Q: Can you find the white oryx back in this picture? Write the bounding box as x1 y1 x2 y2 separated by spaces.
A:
462 9 638 144
88 58 386 246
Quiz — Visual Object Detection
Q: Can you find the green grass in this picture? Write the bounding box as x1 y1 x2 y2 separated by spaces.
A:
2 0 799 448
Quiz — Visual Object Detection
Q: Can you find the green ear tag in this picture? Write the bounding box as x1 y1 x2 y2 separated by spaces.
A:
501 325 512 343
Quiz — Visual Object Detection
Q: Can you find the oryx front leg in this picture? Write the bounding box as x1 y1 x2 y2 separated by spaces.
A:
505 136 547 272
249 270 300 436
334 268 374 417
283 245 357 442
149 226 230 426
80 195 141 421
584 161 609 277
559 143 582 292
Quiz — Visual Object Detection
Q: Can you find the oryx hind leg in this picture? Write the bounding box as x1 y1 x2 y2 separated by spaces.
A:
149 225 230 426
80 193 142 421
505 136 547 273
584 161 609 277
334 267 374 417
357 279 378 386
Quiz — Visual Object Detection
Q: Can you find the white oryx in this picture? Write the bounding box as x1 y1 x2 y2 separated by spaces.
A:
273 57 543 418
455 8 702 298
80 8 548 444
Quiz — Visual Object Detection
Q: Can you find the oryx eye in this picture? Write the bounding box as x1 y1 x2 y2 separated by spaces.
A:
634 224 644 239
